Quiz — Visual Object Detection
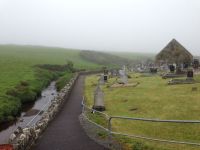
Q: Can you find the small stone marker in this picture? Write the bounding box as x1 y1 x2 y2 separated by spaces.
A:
118 69 128 84
150 68 158 73
193 59 199 69
187 69 194 78
169 65 175 73
98 75 105 85
103 75 108 82
93 85 105 111
103 68 109 82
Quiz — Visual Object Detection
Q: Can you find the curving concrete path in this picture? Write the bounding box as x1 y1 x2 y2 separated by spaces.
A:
33 75 107 150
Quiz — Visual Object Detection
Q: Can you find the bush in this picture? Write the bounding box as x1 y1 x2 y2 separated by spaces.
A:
56 72 73 91
2 63 75 123
0 96 21 123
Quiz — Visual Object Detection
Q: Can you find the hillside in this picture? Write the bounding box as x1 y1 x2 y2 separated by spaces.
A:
111 51 155 63
0 45 102 95
0 45 101 123
80 50 130 67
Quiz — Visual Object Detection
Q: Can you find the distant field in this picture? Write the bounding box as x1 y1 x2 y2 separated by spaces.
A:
84 73 200 150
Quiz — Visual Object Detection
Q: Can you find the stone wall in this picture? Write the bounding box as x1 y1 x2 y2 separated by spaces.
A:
9 74 79 150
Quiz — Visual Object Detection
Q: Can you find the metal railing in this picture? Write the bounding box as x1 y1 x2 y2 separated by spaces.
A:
81 97 200 148
26 97 53 127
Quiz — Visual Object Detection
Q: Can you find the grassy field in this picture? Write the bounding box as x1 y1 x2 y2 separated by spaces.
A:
0 45 151 124
0 45 101 95
84 73 200 150
0 45 101 123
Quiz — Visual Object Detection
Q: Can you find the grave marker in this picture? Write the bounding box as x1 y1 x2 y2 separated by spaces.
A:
93 85 105 111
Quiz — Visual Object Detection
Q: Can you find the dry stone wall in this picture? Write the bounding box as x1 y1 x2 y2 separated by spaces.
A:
9 74 79 150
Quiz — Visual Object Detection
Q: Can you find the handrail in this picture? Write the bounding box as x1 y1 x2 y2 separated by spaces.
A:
112 131 200 146
82 96 110 119
26 97 53 127
109 116 200 123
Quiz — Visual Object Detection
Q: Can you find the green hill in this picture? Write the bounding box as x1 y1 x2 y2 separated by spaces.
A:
0 45 101 123
0 45 155 123
110 51 155 63
80 50 130 67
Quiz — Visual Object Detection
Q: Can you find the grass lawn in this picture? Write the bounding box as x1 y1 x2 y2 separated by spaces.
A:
84 73 200 150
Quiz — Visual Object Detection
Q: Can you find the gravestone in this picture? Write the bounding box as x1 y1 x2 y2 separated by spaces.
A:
98 75 105 85
150 68 158 73
160 64 168 71
187 70 194 78
93 86 105 111
103 69 108 82
118 69 128 84
103 75 108 82
119 69 125 76
193 59 199 69
169 65 175 73
183 63 189 69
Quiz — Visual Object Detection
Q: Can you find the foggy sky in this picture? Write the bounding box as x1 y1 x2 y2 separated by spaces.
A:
0 0 200 55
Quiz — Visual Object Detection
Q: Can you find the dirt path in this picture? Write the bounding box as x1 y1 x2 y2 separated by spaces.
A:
32 75 107 150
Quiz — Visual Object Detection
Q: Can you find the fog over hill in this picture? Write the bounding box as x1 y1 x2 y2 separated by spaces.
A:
0 0 200 55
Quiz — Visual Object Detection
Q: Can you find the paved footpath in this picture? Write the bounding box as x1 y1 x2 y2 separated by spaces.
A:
33 75 107 150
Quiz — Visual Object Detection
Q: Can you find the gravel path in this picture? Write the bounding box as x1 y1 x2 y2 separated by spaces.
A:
32 75 107 150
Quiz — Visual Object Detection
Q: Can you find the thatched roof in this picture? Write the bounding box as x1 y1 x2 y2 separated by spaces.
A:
156 39 193 64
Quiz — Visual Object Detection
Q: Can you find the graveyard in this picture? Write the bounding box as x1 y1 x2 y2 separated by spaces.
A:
84 39 200 149
84 71 200 149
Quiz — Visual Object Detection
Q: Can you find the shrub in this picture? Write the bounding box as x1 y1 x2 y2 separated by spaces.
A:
0 96 21 123
3 63 75 123
56 72 73 91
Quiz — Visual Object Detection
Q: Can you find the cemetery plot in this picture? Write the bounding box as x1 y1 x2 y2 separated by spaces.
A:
84 73 200 150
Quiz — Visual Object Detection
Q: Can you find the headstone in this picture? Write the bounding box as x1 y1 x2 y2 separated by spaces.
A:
150 68 158 73
193 59 199 69
187 70 194 78
169 65 175 73
93 86 105 111
119 69 125 76
122 75 128 84
118 69 128 84
160 64 168 71
103 68 109 82
98 75 105 85
103 75 108 82
183 63 189 69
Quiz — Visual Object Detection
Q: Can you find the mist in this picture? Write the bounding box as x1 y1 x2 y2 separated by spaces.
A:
0 0 200 55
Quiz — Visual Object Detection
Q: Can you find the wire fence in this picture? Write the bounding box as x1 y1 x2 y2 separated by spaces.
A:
81 97 200 150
